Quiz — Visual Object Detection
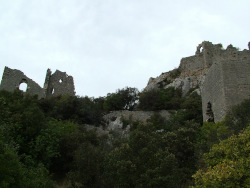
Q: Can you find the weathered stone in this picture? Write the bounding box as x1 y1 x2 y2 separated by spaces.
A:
0 67 44 98
45 69 75 97
202 51 250 122
144 41 250 122
0 66 75 99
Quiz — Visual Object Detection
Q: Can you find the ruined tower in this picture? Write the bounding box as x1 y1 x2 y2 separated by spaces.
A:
0 67 75 99
44 69 75 98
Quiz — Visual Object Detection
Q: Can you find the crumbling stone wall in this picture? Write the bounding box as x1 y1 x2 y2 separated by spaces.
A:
0 66 75 99
0 67 45 99
179 55 205 72
45 69 75 98
179 41 223 72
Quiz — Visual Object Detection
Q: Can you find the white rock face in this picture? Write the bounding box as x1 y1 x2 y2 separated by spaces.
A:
84 110 171 138
144 72 170 92
144 68 209 96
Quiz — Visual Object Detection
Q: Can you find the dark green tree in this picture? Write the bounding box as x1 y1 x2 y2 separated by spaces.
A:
103 87 139 111
224 99 250 135
192 126 250 188
138 87 183 110
104 123 181 187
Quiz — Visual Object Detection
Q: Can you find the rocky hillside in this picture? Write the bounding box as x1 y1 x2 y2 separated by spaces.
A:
144 65 207 96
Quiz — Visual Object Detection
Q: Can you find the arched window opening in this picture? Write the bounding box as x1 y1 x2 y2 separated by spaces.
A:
59 79 63 83
52 88 55 94
19 82 28 92
199 46 203 53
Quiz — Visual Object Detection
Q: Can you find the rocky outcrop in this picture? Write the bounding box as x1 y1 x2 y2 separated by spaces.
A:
102 110 171 137
144 68 208 95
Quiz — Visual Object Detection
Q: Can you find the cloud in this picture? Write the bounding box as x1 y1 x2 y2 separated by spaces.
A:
0 0 249 97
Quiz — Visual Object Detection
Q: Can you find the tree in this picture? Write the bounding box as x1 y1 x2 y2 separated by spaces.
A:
0 136 23 188
103 123 181 187
192 126 250 187
138 87 183 111
224 99 250 135
40 95 103 125
103 87 139 111
0 123 54 188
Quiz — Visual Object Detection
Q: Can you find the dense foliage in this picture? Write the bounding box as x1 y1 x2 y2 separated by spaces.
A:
0 88 249 187
192 126 250 187
103 87 139 111
138 87 183 110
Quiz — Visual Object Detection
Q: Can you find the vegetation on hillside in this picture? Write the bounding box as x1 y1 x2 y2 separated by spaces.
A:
0 88 249 187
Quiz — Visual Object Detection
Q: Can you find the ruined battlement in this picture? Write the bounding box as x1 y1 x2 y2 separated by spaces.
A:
0 66 75 99
179 41 250 73
180 41 250 122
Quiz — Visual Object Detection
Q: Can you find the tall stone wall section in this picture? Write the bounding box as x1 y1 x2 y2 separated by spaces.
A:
202 46 250 122
179 55 204 72
179 41 223 72
201 61 226 122
0 67 75 99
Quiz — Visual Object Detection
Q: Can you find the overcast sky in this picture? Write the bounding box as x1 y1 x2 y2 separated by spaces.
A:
0 0 249 97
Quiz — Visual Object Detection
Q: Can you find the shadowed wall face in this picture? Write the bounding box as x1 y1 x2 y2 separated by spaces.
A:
201 45 250 122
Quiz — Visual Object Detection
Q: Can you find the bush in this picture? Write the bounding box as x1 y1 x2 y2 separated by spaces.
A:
224 99 250 135
192 127 250 187
138 87 183 110
103 87 139 111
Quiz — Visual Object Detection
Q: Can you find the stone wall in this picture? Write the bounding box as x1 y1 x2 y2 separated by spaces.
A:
179 55 205 72
201 61 225 122
45 69 75 97
0 67 44 99
0 66 75 99
201 46 250 122
178 41 222 72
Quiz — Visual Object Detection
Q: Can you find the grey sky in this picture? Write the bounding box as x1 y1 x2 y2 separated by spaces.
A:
0 0 249 97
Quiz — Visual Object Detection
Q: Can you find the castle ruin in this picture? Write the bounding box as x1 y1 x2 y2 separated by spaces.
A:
145 41 250 123
0 66 75 99
1 41 249 123
198 42 250 123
